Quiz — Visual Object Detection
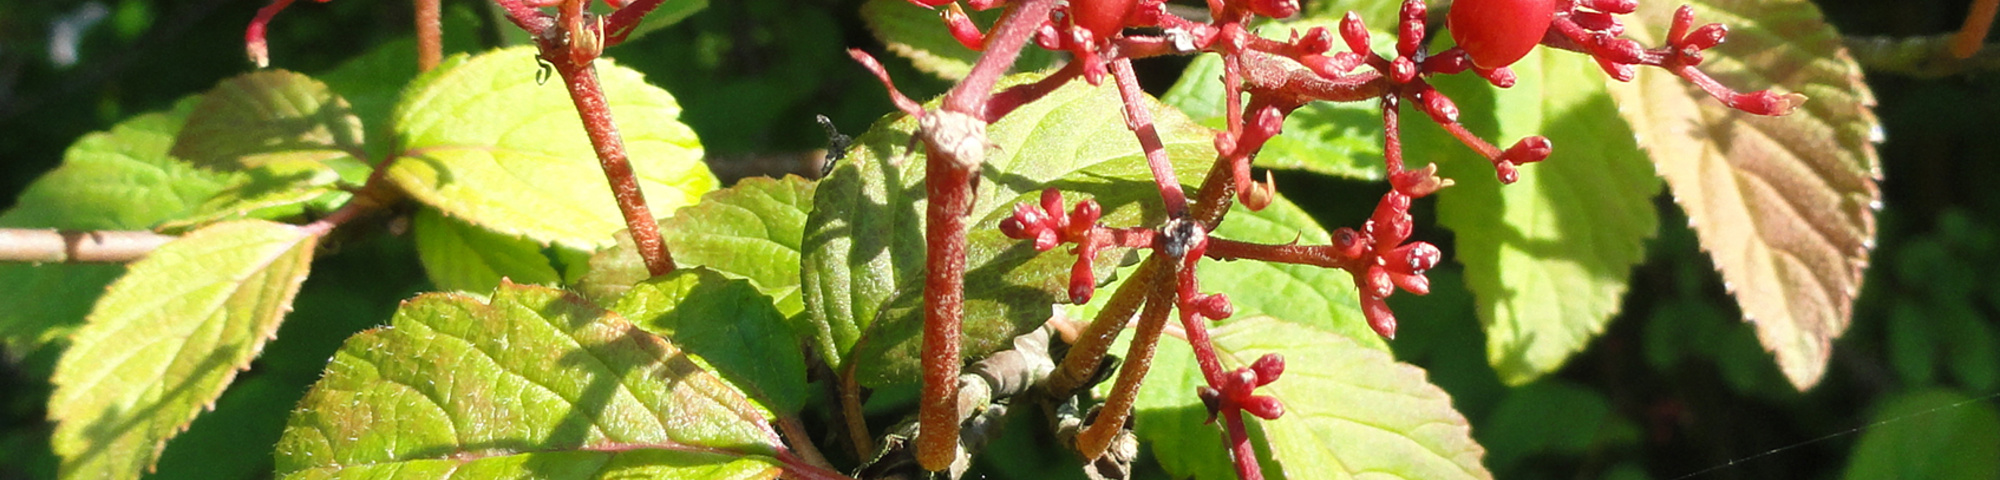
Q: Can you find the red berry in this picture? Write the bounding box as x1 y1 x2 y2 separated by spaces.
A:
1070 0 1137 39
1448 0 1557 69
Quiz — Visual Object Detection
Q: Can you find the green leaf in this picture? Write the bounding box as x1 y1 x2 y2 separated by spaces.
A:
803 75 1213 384
1426 48 1660 385
1118 316 1491 480
280 451 782 480
0 264 123 358
275 283 785 479
1159 22 1387 180
413 207 563 293
1842 389 2000 480
1476 380 1615 474
2 97 232 231
858 0 1059 80
1 99 229 357
48 220 319 479
317 38 420 163
155 160 352 232
620 0 710 44
579 176 816 317
170 69 369 180
612 269 808 414
388 46 717 249
1605 0 1881 389
1303 0 1405 25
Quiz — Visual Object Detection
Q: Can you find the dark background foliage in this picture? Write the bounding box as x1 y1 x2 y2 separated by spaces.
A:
2 0 1996 478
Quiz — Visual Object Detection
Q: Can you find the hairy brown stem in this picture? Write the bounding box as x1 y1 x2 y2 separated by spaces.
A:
916 143 976 472
776 415 835 473
415 0 441 71
1072 257 1179 460
911 0 1060 471
838 363 875 461
1045 257 1163 395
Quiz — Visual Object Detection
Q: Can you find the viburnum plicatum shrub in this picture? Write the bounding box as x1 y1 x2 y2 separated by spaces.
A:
0 0 1877 479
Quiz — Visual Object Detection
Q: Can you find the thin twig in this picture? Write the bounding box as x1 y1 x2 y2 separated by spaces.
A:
0 229 175 263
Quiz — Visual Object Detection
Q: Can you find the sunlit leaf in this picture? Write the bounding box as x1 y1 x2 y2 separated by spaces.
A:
858 0 1059 80
412 207 562 293
155 160 351 232
275 282 786 479
580 176 816 317
804 74 1212 384
49 220 318 479
170 69 370 183
613 269 808 414
388 47 717 250
1427 48 1660 385
1114 316 1491 480
1605 0 1881 389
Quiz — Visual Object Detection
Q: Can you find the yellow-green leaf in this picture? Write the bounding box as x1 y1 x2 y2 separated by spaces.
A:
48 220 318 479
580 176 816 317
1429 47 1661 385
1113 316 1491 480
275 283 787 479
170 69 370 182
388 47 717 249
1605 0 1881 389
412 207 563 293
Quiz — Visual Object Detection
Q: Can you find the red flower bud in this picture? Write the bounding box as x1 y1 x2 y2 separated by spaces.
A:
1242 395 1286 420
1250 353 1285 386
1362 294 1397 339
1340 12 1372 55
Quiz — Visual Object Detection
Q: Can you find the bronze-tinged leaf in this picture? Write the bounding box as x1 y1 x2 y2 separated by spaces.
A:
1606 0 1881 389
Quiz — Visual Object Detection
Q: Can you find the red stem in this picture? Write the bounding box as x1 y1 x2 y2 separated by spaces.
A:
913 0 1058 471
1109 58 1191 218
916 141 977 471
415 0 441 71
1956 0 1999 58
536 13 675 277
1223 413 1264 480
